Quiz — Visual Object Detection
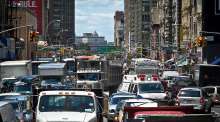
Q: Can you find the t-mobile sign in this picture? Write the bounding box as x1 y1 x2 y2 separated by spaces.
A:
216 0 220 15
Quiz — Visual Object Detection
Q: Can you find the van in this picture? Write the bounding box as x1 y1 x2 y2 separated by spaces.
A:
36 90 101 122
0 101 17 122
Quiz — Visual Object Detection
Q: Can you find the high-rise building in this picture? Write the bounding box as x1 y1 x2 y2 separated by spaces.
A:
46 0 75 46
124 0 151 57
0 0 8 34
114 11 124 48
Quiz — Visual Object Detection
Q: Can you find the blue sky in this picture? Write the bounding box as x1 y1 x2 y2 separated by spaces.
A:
75 0 124 42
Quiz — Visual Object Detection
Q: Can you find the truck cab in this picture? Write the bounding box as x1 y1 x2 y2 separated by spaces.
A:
36 90 101 122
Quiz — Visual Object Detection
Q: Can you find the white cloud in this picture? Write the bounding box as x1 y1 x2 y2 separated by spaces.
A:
76 0 124 42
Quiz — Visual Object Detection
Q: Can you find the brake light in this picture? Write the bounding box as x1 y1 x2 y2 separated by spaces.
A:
200 97 205 105
176 97 180 106
140 77 145 81
152 77 158 81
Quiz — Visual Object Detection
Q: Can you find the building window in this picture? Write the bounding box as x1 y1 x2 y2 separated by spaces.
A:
142 15 150 22
143 4 150 12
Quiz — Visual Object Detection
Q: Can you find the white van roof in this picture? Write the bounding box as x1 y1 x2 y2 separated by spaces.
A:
39 90 95 96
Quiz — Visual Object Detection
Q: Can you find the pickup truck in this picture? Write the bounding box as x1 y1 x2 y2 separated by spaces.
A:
123 106 215 122
36 90 103 122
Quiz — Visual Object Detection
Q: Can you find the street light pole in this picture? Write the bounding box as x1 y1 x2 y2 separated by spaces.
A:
0 25 33 34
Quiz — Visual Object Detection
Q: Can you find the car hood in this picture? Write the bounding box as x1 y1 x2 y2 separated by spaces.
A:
139 93 167 100
38 112 96 122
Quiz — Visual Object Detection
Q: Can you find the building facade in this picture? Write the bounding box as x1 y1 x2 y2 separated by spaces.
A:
124 0 151 57
47 0 75 46
114 11 124 48
75 32 107 52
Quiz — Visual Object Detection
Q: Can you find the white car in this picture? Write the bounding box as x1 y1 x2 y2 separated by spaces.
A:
115 99 158 122
129 81 168 100
176 87 213 113
108 94 136 121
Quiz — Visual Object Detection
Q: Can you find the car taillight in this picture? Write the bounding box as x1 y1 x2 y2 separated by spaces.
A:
200 97 205 104
176 97 180 106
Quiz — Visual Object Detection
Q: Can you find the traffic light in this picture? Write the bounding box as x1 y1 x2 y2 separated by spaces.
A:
196 36 205 47
30 31 39 41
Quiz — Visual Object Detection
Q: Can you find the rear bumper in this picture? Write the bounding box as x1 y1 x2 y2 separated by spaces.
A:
179 104 204 110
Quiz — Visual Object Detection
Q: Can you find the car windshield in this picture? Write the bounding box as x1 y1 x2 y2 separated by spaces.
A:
41 79 59 85
217 88 220 94
174 78 196 87
179 90 201 97
2 79 17 86
111 96 135 105
204 88 215 94
78 73 100 81
39 95 95 112
15 85 31 93
138 83 164 93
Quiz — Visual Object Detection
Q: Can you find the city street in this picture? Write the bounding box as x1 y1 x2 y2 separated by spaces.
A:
1 0 220 122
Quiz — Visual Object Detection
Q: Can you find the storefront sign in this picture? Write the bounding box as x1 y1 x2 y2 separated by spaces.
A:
11 0 37 8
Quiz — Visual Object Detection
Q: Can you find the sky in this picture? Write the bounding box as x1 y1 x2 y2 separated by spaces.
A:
75 0 124 42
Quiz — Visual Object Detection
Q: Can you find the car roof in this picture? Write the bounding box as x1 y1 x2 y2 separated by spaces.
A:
112 94 136 98
123 98 155 103
202 86 220 88
180 87 201 91
39 90 95 96
138 81 161 84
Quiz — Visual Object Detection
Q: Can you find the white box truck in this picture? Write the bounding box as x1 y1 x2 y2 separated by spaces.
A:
0 60 32 80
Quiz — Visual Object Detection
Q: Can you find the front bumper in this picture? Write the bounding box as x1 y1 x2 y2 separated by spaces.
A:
108 112 116 120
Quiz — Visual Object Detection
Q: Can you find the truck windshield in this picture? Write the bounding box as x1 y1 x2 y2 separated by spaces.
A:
39 95 95 112
78 73 100 81
139 83 164 93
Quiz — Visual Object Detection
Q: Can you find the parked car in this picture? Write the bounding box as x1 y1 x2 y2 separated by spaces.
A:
176 87 213 113
202 86 220 105
108 94 136 121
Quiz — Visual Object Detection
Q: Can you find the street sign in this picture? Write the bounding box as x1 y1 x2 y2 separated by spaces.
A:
216 0 220 15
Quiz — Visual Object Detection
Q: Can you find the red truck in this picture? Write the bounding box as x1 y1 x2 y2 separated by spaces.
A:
123 106 215 122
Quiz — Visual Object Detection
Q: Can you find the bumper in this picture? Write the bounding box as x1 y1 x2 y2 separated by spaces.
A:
108 113 116 120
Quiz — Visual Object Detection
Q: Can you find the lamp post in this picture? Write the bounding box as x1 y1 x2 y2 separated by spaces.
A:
55 29 68 48
44 19 60 42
